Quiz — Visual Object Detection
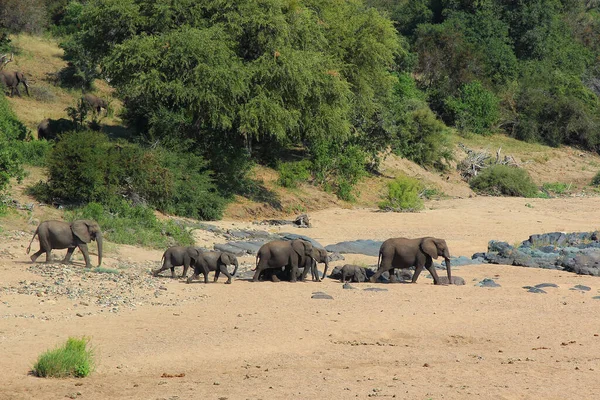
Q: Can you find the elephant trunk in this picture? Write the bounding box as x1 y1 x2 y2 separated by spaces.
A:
232 259 238 277
322 257 329 280
444 257 452 284
96 231 103 267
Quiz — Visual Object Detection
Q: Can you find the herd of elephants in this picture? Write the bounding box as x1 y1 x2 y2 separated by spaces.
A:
24 219 456 285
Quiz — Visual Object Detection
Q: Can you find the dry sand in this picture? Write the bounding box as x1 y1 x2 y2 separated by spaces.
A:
3 196 600 399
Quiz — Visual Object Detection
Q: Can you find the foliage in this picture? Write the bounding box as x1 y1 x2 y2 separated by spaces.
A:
592 171 600 186
67 200 194 249
0 0 47 34
0 93 27 192
446 81 500 135
33 337 94 378
278 160 311 189
379 175 424 212
470 165 538 197
13 140 52 167
41 131 225 220
542 182 571 196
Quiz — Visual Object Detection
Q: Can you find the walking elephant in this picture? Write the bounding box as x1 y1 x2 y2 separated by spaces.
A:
187 251 239 284
370 237 452 285
0 70 30 97
26 220 103 268
82 93 108 115
153 246 203 280
253 239 314 282
37 118 75 140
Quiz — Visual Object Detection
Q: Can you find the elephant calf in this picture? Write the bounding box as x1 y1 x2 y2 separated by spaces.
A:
153 246 203 280
340 264 367 283
187 251 239 284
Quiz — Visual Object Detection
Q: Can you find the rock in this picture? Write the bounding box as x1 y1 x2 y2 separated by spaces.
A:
436 276 465 285
311 292 333 300
526 287 546 294
294 214 311 228
534 283 559 289
342 283 356 290
280 233 323 249
327 252 345 262
325 240 383 257
363 287 388 292
570 285 591 292
592 296 600 300
476 278 501 288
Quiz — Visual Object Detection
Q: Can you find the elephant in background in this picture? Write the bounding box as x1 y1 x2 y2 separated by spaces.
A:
187 251 239 284
253 239 314 282
82 93 108 115
340 264 368 283
153 246 205 280
37 118 75 140
0 70 30 97
26 220 103 268
370 237 452 285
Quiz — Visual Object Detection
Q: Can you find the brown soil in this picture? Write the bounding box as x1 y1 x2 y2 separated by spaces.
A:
3 197 600 399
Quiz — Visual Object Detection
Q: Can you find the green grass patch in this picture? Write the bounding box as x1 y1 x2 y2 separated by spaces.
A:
542 182 571 196
277 160 311 189
470 165 538 197
379 175 424 212
32 337 94 378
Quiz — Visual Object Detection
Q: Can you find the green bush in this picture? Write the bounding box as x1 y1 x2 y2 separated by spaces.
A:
67 200 194 249
592 171 600 186
445 81 500 135
13 140 52 167
470 165 538 197
278 160 311 189
542 182 571 196
0 93 27 141
379 175 424 212
33 337 94 378
42 131 226 220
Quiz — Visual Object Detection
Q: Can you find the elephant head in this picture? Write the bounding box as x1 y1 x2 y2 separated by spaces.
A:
420 237 451 284
220 252 238 276
71 220 103 266
316 248 329 280
291 239 313 262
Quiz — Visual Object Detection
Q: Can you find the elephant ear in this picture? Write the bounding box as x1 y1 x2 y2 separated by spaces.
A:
71 220 92 243
291 240 311 256
420 238 439 260
220 253 230 264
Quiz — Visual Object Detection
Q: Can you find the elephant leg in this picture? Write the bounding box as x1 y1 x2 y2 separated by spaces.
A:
219 265 233 284
425 258 442 285
152 261 171 277
389 267 398 283
77 243 92 268
253 257 269 282
289 260 298 283
63 247 76 264
412 263 424 283
170 266 176 279
201 267 209 283
30 248 45 262
181 262 190 279
214 268 220 282
369 259 392 283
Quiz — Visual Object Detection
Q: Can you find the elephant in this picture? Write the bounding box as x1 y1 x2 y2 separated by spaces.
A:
37 118 75 140
26 220 103 268
253 239 314 282
370 237 452 285
0 70 29 97
340 264 368 283
258 266 304 282
152 246 205 280
187 251 239 284
82 93 108 115
301 247 330 282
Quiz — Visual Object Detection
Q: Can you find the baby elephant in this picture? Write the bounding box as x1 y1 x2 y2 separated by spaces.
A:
153 246 202 279
340 264 367 283
187 251 239 284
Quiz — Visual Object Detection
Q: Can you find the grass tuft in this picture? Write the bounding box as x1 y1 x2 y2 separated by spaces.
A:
32 337 94 378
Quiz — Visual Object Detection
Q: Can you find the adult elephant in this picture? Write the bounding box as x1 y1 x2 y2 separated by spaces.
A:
37 118 75 140
187 251 239 284
26 220 103 268
82 93 108 115
0 70 30 97
253 239 314 282
370 237 452 285
153 246 203 280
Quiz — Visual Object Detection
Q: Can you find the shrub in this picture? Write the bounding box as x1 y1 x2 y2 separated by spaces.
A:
0 92 27 141
592 171 600 186
470 165 538 197
67 200 194 249
13 140 52 167
32 337 94 378
0 0 47 34
445 81 500 135
542 182 571 196
278 160 311 188
379 175 424 212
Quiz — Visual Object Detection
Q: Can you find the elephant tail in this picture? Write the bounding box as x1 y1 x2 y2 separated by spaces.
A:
252 253 260 271
377 249 382 272
26 227 39 254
